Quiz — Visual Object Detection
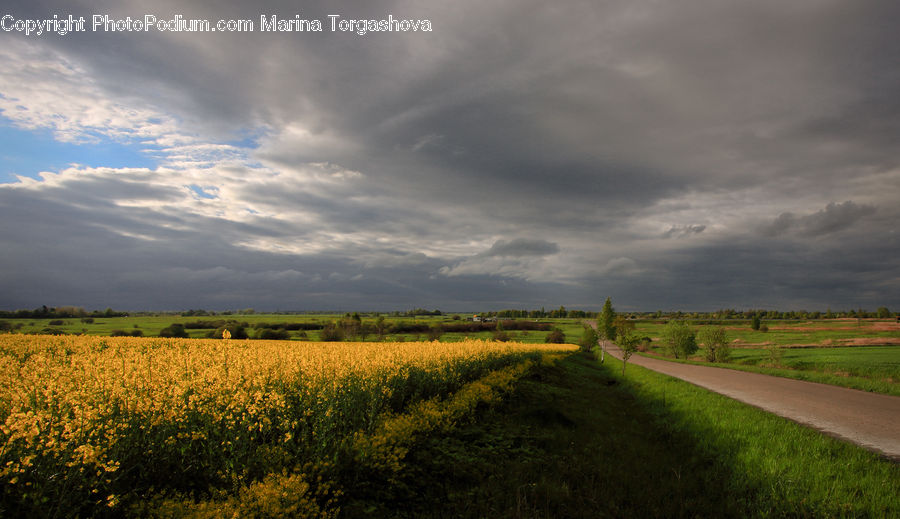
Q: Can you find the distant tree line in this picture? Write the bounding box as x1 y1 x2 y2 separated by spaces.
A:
0 306 127 319
2 304 894 323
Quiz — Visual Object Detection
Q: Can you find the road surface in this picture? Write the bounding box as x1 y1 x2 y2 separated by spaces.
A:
601 341 900 461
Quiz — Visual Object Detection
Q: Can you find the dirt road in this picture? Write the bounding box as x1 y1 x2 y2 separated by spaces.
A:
601 341 900 461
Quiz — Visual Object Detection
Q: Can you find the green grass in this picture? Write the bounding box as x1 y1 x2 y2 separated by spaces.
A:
639 346 900 397
0 315 592 344
341 352 900 517
634 319 900 347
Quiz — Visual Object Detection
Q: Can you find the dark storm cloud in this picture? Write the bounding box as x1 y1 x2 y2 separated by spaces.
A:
662 225 706 239
765 201 878 237
484 239 559 258
2 0 900 310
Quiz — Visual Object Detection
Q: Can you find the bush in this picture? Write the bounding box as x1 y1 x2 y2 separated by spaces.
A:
255 328 291 341
637 337 652 352
578 326 599 353
159 323 189 338
319 322 344 342
661 321 697 359
492 330 511 342
48 320 66 326
698 327 730 362
426 325 443 341
544 328 566 344
212 325 248 340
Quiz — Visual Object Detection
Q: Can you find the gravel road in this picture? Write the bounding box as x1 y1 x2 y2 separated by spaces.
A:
602 341 900 461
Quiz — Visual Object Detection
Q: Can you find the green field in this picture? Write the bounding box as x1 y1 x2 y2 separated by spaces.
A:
633 318 900 347
630 319 900 396
0 313 590 344
344 352 900 516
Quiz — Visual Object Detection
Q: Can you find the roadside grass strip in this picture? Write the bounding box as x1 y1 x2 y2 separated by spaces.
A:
607 354 900 517
637 349 900 397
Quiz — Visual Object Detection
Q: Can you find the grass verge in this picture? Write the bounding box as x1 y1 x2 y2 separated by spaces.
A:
636 350 900 397
356 352 900 517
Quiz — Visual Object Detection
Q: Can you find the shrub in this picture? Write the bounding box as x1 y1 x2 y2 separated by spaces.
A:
637 337 652 352
426 325 443 341
578 326 599 352
159 324 189 338
661 321 697 359
698 327 730 362
320 322 344 342
256 328 291 341
492 330 511 342
544 328 566 344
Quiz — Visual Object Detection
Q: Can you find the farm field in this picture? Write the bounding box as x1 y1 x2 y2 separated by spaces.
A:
632 320 900 396
1 332 898 516
634 318 900 347
0 333 575 517
0 313 588 344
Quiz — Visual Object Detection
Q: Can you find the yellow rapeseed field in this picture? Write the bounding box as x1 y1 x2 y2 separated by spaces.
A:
0 334 575 517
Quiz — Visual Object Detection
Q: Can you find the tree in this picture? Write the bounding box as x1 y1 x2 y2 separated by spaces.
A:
598 297 616 363
751 314 761 330
876 307 891 319
599 297 617 340
616 330 640 376
662 321 697 359
374 316 387 338
698 326 730 362
578 325 599 353
613 315 634 338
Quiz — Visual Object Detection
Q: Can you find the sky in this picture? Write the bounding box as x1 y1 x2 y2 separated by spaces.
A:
1 0 898 312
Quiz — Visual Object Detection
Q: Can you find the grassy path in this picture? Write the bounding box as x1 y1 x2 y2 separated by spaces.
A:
342 352 899 517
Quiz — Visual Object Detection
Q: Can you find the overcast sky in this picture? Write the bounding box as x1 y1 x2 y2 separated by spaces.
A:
1 0 898 312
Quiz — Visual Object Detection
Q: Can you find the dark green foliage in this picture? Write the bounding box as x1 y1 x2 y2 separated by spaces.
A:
158 323 188 338
254 328 291 340
213 324 248 340
426 324 443 341
544 328 566 344
320 322 345 341
751 314 761 330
